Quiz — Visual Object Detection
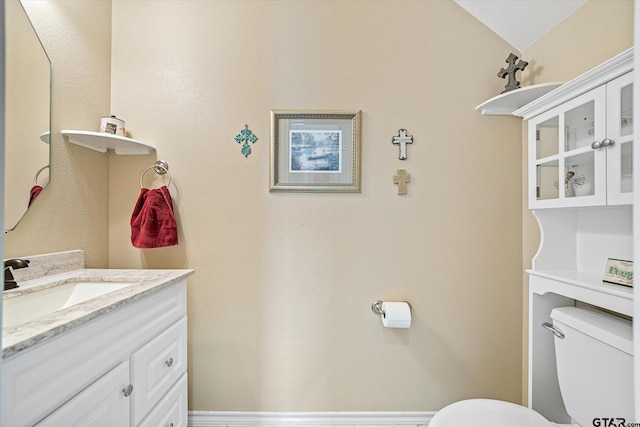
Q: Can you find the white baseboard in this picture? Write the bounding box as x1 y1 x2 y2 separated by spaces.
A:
188 411 434 427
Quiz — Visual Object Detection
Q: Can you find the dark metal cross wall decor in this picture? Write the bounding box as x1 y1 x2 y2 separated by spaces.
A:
498 53 528 94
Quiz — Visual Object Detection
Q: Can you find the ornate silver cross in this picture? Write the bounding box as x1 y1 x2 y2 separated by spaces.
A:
392 129 413 160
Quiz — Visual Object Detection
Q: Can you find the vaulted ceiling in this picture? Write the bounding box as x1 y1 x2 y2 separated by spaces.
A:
455 0 587 52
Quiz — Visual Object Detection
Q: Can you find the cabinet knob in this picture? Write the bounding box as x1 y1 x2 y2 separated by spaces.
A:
592 138 616 149
122 384 134 397
165 357 174 367
601 138 615 148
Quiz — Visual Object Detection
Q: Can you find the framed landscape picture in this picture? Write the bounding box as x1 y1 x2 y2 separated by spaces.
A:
270 110 361 192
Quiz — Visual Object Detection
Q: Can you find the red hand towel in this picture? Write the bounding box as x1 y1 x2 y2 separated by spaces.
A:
29 185 43 207
130 186 178 248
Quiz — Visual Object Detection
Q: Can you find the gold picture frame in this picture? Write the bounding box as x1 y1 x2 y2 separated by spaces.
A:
270 110 361 192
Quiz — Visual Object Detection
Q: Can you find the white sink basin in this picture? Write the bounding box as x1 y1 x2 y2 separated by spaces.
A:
3 281 137 327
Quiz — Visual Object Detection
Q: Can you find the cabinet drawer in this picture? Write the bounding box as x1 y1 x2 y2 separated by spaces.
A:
138 373 188 427
132 316 187 425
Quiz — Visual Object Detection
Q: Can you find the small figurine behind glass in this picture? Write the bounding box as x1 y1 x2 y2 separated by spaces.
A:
555 171 585 197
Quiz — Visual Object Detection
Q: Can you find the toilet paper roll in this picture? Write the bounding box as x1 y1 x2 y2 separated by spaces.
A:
381 302 412 328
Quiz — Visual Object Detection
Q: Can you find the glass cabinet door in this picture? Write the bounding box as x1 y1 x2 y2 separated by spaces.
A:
564 151 595 199
606 72 633 205
562 98 601 202
535 117 559 201
565 100 595 152
529 85 607 208
536 160 559 201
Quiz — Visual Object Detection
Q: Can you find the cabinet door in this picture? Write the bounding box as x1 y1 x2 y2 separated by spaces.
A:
529 85 607 208
36 361 131 427
606 72 633 205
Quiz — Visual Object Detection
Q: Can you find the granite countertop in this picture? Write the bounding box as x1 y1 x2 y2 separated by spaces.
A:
2 268 194 359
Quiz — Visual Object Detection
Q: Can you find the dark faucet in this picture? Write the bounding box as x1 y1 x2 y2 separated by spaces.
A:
4 259 30 290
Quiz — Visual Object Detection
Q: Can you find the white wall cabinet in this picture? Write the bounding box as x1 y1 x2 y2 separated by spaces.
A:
3 280 188 427
514 48 634 423
525 71 633 209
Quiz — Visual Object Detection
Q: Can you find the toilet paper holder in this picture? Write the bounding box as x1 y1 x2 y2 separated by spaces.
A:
371 300 412 317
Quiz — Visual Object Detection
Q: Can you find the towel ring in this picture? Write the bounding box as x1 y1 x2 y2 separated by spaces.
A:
140 160 171 189
33 165 50 186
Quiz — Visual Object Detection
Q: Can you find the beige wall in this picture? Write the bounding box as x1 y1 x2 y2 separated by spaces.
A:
5 0 111 267
7 0 634 414
519 0 634 404
8 0 526 413
109 0 523 411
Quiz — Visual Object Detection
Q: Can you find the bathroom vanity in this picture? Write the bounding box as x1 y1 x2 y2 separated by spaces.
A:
513 48 634 423
2 266 193 427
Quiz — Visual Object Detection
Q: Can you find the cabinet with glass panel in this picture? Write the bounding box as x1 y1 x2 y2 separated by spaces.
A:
523 71 632 208
513 50 634 422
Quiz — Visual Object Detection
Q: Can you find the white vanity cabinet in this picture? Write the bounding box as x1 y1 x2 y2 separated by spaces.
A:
513 48 634 423
2 280 188 427
516 49 633 209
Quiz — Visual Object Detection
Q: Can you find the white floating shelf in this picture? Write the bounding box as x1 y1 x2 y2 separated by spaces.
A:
476 82 563 116
527 269 633 317
61 130 156 155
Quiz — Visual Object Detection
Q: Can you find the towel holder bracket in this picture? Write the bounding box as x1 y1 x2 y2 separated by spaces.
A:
140 160 171 189
153 160 169 175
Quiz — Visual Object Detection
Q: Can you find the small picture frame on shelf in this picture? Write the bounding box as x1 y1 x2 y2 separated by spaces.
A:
602 258 633 287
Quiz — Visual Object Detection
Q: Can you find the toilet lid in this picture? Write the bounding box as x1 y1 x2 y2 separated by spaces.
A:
430 399 551 427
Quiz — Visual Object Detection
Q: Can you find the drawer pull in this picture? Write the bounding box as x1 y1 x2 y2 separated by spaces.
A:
123 384 134 397
165 357 174 367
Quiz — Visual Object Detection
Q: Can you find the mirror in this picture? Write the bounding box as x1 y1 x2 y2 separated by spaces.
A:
4 0 51 232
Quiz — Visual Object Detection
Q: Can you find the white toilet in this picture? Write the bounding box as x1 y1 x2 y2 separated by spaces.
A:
430 306 634 427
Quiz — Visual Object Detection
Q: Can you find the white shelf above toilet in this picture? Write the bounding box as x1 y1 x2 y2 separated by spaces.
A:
61 130 156 155
527 269 633 316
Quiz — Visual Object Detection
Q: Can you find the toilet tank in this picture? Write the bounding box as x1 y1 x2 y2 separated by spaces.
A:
550 307 633 427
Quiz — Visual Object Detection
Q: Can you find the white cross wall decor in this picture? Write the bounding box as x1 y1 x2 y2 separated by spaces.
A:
392 129 413 160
